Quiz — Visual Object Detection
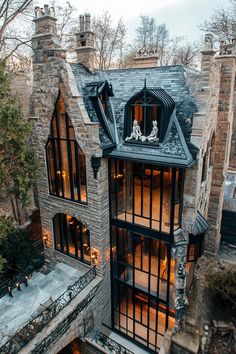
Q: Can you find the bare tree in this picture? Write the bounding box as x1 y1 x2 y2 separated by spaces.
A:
56 1 77 45
92 12 126 69
0 0 33 59
135 15 169 65
199 1 236 42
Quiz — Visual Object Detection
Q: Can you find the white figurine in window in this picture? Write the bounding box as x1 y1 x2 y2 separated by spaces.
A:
125 119 142 141
147 120 159 143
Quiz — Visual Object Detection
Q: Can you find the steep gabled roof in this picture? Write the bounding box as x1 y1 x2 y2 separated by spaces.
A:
71 63 199 166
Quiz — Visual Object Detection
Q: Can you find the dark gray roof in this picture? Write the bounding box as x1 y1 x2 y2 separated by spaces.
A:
71 64 199 166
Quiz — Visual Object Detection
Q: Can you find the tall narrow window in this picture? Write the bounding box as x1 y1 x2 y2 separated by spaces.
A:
53 213 91 264
46 94 87 203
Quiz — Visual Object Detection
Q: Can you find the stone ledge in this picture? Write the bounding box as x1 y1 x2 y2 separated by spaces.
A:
172 331 200 354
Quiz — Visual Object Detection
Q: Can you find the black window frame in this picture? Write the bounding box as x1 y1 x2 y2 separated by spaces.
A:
53 213 91 265
46 94 87 204
110 159 185 239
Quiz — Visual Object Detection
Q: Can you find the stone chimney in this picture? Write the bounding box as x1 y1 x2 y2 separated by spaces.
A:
32 4 66 63
75 13 96 71
132 48 159 68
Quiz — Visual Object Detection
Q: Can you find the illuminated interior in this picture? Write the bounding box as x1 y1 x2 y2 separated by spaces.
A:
111 160 184 234
109 159 183 352
53 213 91 264
46 94 87 203
111 227 175 352
129 95 161 137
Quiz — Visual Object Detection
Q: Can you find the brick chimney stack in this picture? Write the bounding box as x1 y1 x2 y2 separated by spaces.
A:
75 13 96 71
32 4 66 63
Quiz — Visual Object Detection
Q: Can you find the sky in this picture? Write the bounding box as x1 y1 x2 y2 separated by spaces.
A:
39 0 229 42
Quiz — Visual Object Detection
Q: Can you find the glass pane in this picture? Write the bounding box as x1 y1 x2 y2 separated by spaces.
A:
47 141 56 194
146 105 160 136
67 215 76 256
152 169 161 227
54 215 61 250
75 222 82 259
54 140 63 197
174 203 180 229
71 141 79 201
162 168 171 233
82 227 90 262
143 172 150 219
78 146 87 203
60 140 71 199
135 269 148 292
51 114 58 138
111 160 117 218
134 175 141 215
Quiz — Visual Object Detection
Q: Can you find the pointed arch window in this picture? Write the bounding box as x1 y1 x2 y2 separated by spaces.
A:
46 94 87 203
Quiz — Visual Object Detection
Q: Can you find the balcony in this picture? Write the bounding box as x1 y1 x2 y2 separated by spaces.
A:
0 263 100 354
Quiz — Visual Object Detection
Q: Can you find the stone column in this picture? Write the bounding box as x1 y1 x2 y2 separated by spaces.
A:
172 229 188 333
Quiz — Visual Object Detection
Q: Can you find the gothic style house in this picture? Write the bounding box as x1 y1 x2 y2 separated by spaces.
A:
27 5 235 354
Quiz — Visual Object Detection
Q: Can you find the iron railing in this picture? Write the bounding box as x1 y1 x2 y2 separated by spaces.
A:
32 283 100 354
93 332 135 354
0 266 96 354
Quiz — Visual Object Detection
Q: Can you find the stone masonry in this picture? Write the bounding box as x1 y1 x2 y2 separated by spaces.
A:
30 5 112 352
29 4 236 352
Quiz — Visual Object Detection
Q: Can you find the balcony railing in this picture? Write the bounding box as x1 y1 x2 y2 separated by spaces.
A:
32 283 99 354
92 332 135 354
0 266 96 354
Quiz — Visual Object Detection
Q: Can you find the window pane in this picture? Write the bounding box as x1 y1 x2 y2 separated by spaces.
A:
82 227 90 262
51 114 58 138
60 140 71 199
71 141 79 200
67 215 76 257
47 141 56 194
162 168 171 233
78 146 87 203
75 223 82 259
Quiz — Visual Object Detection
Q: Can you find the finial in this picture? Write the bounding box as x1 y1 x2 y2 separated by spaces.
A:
144 77 147 88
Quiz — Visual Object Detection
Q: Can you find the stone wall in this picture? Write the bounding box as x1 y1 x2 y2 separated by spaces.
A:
182 35 236 256
30 8 112 347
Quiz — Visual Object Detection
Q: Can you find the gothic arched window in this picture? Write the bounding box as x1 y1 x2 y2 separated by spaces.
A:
53 213 91 263
46 94 87 203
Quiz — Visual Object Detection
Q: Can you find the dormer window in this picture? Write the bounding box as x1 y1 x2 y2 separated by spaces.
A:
124 86 175 144
130 95 160 137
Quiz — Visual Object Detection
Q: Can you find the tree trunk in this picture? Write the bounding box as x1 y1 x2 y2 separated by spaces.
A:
10 197 17 223
15 195 22 225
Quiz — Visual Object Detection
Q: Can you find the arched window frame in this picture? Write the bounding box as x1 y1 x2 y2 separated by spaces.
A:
124 86 175 143
53 213 91 264
46 93 87 204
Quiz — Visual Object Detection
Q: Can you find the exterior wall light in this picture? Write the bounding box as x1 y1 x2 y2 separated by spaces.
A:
43 233 48 246
91 251 98 266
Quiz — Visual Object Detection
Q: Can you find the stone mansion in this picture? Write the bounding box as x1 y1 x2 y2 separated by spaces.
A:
4 4 235 354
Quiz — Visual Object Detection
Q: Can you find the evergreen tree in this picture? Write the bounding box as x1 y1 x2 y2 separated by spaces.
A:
0 60 37 225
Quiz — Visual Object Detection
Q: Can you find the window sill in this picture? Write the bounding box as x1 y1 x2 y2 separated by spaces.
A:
47 193 88 207
54 249 91 268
